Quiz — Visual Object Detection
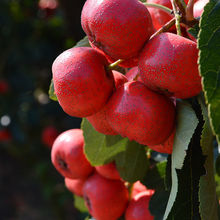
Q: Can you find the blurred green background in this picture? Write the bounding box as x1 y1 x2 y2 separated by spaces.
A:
0 0 87 219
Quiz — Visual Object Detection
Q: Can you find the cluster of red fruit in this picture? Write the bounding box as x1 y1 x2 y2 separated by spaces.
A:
51 129 155 220
52 0 204 154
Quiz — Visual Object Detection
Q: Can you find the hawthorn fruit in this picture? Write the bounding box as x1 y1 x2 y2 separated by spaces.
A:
51 129 94 179
52 47 114 117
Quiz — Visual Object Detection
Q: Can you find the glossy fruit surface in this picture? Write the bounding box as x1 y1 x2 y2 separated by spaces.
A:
52 47 114 117
83 173 129 220
125 191 155 220
81 0 154 62
51 129 93 179
87 71 128 135
139 33 202 99
64 177 86 197
42 126 59 148
194 0 209 18
149 128 175 154
106 81 176 146
131 181 148 198
147 0 173 30
125 67 142 82
95 162 121 180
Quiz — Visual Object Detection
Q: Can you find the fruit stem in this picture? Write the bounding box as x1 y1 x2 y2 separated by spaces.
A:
144 3 173 15
170 0 182 35
149 17 176 40
175 0 186 16
186 0 195 21
108 59 124 70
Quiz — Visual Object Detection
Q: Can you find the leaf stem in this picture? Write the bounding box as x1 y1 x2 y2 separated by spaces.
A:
144 3 173 15
108 59 123 70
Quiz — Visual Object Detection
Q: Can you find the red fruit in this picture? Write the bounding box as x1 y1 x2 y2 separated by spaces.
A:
83 173 129 220
95 162 121 180
52 47 114 118
81 0 154 63
139 33 202 99
106 81 176 146
51 129 94 179
64 178 86 197
147 0 188 31
125 67 142 82
147 0 174 30
149 128 175 154
125 191 155 220
38 0 58 10
194 0 209 18
42 126 59 148
131 181 148 198
0 80 10 94
87 71 128 135
0 129 12 141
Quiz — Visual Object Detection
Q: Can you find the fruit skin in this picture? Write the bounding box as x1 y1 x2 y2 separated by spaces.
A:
139 33 202 99
125 191 155 220
95 162 121 180
149 127 175 154
51 129 94 179
125 67 142 82
83 172 129 220
42 126 59 148
64 177 86 197
131 181 148 199
147 0 174 30
52 47 114 118
193 0 209 18
87 71 128 135
81 0 154 63
106 81 176 146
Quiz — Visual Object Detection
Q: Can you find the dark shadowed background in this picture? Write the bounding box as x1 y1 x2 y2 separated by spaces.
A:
0 0 87 219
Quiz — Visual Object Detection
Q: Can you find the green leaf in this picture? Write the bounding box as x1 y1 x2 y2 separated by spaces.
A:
48 79 58 101
149 190 170 220
198 0 220 144
74 195 88 213
115 141 149 183
187 23 200 39
74 36 90 48
81 119 128 166
198 95 218 220
142 161 167 191
163 101 199 219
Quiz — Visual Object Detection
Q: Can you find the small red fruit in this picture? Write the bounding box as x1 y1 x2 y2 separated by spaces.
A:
193 0 209 18
125 191 155 220
0 80 10 94
81 0 154 64
95 162 121 180
52 47 114 118
42 126 59 148
149 128 176 154
51 129 94 179
125 67 142 82
139 33 202 99
83 173 129 220
64 177 86 197
106 81 176 146
0 129 12 141
87 71 128 135
131 181 148 199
